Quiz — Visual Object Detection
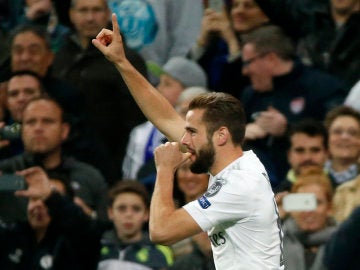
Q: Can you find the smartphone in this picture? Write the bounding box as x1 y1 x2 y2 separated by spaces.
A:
208 0 224 12
0 174 26 191
282 193 317 212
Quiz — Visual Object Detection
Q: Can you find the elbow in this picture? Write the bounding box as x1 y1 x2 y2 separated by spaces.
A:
149 227 176 246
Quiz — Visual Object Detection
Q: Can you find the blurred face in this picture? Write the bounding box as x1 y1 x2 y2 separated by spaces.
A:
291 183 332 232
331 0 359 15
288 133 328 175
181 109 215 174
108 192 148 241
28 198 51 231
231 0 269 32
328 116 360 163
242 44 273 92
7 75 42 122
176 162 209 202
70 0 110 40
22 100 70 154
11 31 54 76
157 74 185 106
28 179 65 231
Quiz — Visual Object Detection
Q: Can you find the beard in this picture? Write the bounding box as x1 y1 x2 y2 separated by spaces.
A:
190 141 215 174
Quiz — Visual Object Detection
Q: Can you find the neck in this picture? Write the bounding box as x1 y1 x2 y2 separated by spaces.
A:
117 229 143 243
41 149 62 169
330 158 357 172
35 228 47 243
273 60 294 76
78 35 90 49
331 6 356 25
210 146 243 176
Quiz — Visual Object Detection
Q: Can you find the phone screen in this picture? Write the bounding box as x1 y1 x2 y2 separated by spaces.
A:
282 193 317 212
0 174 26 191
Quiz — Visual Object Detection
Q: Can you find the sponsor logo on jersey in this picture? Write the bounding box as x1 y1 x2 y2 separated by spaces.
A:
198 195 211 209
205 179 226 197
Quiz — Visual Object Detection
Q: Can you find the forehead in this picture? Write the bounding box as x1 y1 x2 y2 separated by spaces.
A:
73 0 107 8
8 75 40 87
23 100 62 118
291 133 324 147
13 31 47 47
330 115 360 128
185 109 206 126
113 192 145 206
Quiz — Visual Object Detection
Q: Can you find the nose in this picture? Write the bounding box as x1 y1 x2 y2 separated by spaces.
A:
181 132 190 147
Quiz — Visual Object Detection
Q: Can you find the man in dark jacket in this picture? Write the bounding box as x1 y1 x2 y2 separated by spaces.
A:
0 97 109 223
254 0 360 91
240 25 346 187
0 166 102 270
52 0 147 181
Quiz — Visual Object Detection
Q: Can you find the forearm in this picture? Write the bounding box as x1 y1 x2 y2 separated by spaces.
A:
150 168 177 243
113 60 184 142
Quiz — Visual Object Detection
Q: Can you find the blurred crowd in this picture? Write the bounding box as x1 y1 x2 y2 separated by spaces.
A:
0 0 359 269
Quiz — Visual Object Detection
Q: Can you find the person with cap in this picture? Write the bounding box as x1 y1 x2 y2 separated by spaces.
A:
122 56 207 194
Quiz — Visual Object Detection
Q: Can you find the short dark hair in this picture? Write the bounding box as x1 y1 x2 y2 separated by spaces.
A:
9 70 45 93
10 24 51 50
107 180 150 209
324 105 360 131
23 96 68 123
189 92 246 145
242 25 295 60
286 119 328 150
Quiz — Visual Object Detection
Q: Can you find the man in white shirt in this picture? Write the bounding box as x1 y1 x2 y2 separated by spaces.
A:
93 14 284 270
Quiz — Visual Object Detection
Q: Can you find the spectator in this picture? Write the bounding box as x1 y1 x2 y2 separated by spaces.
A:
276 119 329 192
0 97 109 223
0 166 102 270
190 0 269 92
254 0 360 90
122 57 207 192
240 25 346 186
175 86 210 119
281 166 336 270
0 71 43 158
324 205 360 270
18 0 70 52
109 0 202 67
52 0 148 182
333 174 360 223
98 180 173 269
324 105 360 188
8 24 82 116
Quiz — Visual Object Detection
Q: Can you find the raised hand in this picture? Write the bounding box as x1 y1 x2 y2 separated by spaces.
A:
15 166 52 200
92 13 127 66
154 142 191 173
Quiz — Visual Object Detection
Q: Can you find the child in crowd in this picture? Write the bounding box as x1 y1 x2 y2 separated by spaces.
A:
98 180 173 270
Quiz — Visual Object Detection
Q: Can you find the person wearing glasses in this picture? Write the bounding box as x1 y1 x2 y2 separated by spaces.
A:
240 24 346 189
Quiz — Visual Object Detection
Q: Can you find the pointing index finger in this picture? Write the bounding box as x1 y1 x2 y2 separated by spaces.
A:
111 13 121 39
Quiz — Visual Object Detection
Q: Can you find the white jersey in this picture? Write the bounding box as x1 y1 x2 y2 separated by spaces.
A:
183 151 284 270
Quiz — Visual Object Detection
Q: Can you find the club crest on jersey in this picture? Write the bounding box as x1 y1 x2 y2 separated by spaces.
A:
205 179 226 197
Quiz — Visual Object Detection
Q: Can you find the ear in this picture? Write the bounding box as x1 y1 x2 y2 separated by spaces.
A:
107 207 114 221
143 210 149 222
215 127 229 146
61 123 71 141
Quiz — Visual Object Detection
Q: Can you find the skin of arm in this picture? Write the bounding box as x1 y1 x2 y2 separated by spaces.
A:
150 142 202 245
92 14 185 143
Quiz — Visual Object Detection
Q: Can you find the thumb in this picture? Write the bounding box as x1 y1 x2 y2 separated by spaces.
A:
92 38 106 53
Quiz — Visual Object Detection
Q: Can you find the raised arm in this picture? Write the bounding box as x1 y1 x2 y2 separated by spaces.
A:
92 14 185 142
